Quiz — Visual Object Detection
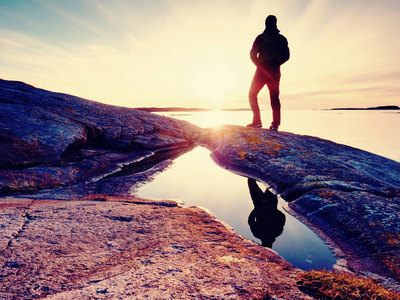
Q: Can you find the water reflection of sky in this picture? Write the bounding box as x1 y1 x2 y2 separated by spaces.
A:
136 146 337 270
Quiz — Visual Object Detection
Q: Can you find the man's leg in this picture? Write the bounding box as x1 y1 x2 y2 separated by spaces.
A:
248 178 265 209
248 72 265 126
267 79 281 129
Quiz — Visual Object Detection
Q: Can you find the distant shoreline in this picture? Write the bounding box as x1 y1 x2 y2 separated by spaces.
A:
135 107 251 112
331 105 400 111
136 106 399 112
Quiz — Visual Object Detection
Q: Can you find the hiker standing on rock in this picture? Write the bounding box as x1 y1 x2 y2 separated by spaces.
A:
247 15 290 131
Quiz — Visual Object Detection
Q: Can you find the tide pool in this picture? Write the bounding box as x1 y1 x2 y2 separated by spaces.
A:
136 146 337 270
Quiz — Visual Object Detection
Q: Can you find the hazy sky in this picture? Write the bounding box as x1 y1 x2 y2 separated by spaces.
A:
1 0 400 109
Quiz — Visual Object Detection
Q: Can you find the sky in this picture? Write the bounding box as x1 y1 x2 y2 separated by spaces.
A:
1 0 400 110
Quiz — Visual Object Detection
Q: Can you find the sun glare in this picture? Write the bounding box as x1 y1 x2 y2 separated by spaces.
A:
189 62 239 108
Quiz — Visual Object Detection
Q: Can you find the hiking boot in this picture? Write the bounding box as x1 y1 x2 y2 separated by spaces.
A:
269 125 278 131
246 120 262 128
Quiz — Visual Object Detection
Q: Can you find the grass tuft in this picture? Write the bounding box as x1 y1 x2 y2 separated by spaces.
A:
297 270 400 300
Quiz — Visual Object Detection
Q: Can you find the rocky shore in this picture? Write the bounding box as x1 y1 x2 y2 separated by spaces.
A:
200 126 400 289
1 79 399 298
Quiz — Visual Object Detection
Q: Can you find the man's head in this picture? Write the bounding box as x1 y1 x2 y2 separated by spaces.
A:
265 15 277 29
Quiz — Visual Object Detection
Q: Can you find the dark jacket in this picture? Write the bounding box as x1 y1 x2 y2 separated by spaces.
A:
250 29 290 66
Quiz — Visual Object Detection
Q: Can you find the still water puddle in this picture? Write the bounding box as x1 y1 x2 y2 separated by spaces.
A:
136 146 337 270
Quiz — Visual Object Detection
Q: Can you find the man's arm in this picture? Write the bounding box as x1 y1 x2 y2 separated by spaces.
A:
279 35 290 65
250 36 261 66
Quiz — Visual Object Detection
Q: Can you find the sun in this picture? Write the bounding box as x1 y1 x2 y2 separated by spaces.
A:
189 62 238 107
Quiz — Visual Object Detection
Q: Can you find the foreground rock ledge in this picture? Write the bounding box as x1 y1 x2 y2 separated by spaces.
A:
0 196 311 299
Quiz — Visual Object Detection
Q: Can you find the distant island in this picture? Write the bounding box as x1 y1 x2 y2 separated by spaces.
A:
331 105 400 110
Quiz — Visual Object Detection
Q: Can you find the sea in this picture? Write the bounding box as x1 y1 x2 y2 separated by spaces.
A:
136 109 400 270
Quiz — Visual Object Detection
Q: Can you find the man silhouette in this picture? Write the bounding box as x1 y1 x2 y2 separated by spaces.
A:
247 15 290 131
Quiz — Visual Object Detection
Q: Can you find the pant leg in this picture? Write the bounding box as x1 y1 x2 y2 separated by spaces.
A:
266 71 281 127
248 178 265 209
248 70 266 122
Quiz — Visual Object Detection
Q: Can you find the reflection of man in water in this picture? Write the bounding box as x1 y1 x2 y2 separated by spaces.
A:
247 178 286 248
247 15 290 131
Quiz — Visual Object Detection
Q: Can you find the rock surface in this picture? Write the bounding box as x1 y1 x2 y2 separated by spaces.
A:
0 196 312 300
201 125 400 287
0 79 312 299
0 79 200 196
1 78 399 298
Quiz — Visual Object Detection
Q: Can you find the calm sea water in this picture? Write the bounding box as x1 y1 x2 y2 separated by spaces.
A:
164 109 400 162
136 110 399 270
